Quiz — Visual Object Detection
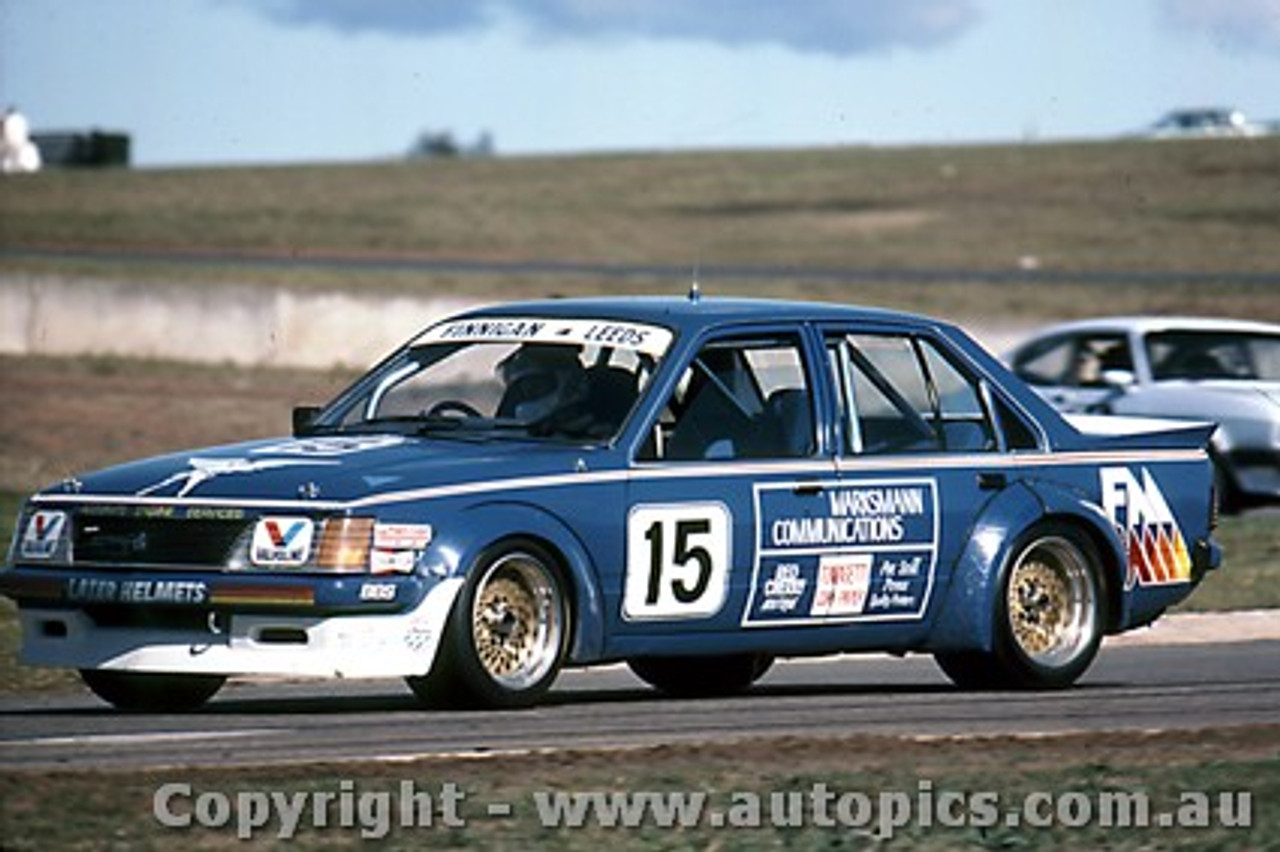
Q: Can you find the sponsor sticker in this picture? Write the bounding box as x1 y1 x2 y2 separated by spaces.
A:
21 510 67 560
65 577 208 605
1101 466 1193 587
373 522 433 550
810 553 873 617
359 582 397 602
250 517 315 568
416 317 674 358
404 619 433 652
370 549 417 574
744 478 938 626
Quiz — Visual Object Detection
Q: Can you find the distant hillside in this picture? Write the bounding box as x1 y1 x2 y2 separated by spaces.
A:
2 138 1278 322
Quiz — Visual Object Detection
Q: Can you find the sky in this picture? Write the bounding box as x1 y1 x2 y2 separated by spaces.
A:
2 0 1279 167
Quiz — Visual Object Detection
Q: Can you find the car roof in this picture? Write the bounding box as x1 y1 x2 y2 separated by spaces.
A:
458 295 944 332
1023 315 1280 340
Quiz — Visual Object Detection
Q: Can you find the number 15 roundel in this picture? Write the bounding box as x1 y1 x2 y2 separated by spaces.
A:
624 503 731 620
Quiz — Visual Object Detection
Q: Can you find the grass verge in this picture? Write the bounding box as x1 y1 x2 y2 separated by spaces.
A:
1 726 1276 850
1176 511 1280 612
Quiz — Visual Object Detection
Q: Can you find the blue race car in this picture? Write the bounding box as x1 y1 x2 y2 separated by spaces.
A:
2 296 1220 710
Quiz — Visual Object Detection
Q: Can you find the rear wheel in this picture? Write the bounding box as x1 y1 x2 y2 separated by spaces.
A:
628 653 774 698
79 670 226 712
408 540 569 709
935 523 1104 690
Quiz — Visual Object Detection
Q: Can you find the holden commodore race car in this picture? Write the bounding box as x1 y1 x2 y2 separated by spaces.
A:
2 296 1220 711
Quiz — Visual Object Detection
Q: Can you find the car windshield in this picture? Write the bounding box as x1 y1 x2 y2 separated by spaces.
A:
1146 330 1280 382
312 316 673 443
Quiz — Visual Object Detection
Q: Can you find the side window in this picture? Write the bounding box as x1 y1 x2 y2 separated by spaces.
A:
992 394 1040 451
1014 333 1132 389
832 333 996 455
920 340 1000 453
639 336 813 461
845 335 939 453
1012 335 1074 386
923 343 983 419
1068 334 1133 388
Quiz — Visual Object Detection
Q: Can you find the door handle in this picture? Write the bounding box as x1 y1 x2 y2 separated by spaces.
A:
792 480 823 496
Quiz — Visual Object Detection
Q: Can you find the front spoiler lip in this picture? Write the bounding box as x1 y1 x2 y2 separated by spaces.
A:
0 565 428 615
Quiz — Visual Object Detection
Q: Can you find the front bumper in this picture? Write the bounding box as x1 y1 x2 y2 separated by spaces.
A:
1 567 464 678
1222 448 1280 500
0 566 431 613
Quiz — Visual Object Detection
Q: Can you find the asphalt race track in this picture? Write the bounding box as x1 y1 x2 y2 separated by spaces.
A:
2 640 1277 772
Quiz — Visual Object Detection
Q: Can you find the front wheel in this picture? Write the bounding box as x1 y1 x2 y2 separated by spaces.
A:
935 524 1105 690
408 540 569 709
79 670 226 712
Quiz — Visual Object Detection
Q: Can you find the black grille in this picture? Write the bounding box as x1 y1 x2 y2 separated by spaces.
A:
74 515 248 567
85 605 216 631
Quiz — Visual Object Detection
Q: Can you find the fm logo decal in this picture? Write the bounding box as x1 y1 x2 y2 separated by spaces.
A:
1101 467 1192 588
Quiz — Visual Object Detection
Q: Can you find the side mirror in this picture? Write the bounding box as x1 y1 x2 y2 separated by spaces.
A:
292 405 322 436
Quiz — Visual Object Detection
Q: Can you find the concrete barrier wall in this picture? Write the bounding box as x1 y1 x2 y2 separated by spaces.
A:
0 276 481 368
0 275 1031 366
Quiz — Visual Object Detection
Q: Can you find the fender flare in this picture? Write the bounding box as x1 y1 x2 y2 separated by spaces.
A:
437 500 609 663
924 477 1126 652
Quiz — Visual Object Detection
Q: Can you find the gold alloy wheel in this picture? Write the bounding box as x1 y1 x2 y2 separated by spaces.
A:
471 553 564 690
1006 536 1098 669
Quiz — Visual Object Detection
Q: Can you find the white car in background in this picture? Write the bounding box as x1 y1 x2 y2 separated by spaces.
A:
1008 317 1280 510
1145 108 1264 139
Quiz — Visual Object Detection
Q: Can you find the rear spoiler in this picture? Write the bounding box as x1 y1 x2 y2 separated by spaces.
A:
1064 414 1216 451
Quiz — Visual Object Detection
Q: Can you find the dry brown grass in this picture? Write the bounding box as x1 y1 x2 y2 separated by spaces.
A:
3 138 1278 282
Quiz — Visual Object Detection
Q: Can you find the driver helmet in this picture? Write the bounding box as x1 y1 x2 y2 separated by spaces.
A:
497 344 587 422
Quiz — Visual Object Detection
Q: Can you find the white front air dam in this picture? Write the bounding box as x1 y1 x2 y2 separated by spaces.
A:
17 578 464 679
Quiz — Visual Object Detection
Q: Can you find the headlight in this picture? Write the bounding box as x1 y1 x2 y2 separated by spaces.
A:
314 517 375 572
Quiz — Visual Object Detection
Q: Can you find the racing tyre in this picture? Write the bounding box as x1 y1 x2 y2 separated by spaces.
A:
79 670 226 712
408 540 569 709
935 523 1104 690
628 653 774 698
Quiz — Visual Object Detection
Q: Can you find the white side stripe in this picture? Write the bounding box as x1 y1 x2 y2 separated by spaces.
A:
31 448 1207 513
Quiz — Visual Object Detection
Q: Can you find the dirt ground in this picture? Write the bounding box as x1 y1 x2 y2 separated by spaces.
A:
0 355 358 494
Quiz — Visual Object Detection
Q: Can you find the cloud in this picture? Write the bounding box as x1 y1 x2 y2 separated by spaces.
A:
231 0 980 56
1159 0 1280 53
234 0 490 35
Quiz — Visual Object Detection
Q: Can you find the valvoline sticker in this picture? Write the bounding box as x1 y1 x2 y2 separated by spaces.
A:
21 510 68 560
250 517 315 567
